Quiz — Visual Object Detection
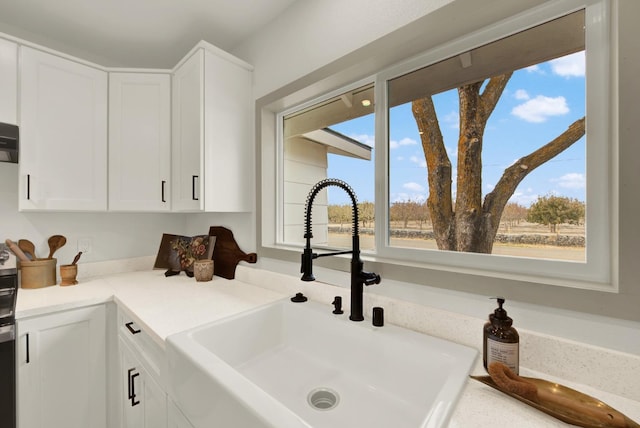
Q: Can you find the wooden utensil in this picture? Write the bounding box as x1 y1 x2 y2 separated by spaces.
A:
471 362 640 428
71 251 82 265
5 239 31 263
47 235 67 259
18 239 37 260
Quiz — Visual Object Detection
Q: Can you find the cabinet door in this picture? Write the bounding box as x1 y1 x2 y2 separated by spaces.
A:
0 38 17 124
202 50 253 212
120 338 167 428
109 72 171 211
171 49 204 212
17 305 107 428
19 46 107 211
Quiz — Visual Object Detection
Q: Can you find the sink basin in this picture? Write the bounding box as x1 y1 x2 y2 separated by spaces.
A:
167 298 477 428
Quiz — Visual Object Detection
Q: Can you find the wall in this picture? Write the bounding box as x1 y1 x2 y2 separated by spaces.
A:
235 0 640 344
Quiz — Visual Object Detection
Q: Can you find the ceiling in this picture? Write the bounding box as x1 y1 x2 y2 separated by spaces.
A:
0 0 299 68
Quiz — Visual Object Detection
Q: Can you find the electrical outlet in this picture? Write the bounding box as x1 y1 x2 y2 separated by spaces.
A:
78 237 92 255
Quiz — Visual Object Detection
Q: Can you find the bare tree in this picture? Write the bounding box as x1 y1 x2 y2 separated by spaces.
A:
412 73 585 253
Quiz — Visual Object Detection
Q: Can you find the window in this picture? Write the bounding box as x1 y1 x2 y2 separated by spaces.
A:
281 83 375 250
386 11 586 262
274 0 613 289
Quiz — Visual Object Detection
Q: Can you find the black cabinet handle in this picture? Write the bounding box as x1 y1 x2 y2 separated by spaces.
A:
25 333 30 363
192 175 199 200
161 180 166 203
26 174 31 200
127 368 140 407
125 322 141 335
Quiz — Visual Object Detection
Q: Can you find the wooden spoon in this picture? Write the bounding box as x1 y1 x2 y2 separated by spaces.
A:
47 235 67 259
18 239 37 260
71 251 82 265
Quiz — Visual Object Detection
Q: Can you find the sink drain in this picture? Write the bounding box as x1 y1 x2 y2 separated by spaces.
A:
307 387 340 411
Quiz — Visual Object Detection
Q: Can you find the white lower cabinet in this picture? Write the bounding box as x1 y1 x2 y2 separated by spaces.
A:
117 308 167 428
16 305 107 428
168 399 195 428
119 338 167 428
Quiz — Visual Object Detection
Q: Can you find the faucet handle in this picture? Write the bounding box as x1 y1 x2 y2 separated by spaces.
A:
361 271 381 286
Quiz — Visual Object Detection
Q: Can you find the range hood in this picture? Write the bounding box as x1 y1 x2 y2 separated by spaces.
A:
0 122 18 163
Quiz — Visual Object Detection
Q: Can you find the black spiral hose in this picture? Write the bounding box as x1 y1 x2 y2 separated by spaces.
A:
304 178 359 240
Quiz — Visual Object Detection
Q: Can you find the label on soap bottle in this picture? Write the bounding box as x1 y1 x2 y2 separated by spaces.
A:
487 338 519 374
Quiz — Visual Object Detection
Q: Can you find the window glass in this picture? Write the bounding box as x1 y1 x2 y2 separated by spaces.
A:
281 84 375 250
387 11 586 261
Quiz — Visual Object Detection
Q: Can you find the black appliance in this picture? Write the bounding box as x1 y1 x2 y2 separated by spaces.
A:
0 243 17 428
0 122 19 163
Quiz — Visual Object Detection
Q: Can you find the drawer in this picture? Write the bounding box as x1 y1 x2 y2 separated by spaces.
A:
117 306 165 385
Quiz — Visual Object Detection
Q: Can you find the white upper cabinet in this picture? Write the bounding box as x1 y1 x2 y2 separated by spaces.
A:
171 43 253 212
19 46 108 211
171 50 203 211
0 37 17 124
109 72 171 211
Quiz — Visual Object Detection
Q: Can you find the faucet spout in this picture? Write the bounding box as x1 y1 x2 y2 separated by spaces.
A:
300 179 381 321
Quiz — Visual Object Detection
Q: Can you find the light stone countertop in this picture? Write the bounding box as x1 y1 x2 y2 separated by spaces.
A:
14 267 640 428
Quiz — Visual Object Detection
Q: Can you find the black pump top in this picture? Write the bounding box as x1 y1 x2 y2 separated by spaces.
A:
490 297 513 327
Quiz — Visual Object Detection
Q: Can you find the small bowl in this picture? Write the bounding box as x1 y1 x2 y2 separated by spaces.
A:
193 259 214 282
59 264 78 286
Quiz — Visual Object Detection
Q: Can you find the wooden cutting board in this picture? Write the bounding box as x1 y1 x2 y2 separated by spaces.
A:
208 226 257 279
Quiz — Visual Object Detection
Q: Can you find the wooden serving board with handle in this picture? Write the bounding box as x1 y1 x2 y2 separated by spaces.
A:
208 226 257 279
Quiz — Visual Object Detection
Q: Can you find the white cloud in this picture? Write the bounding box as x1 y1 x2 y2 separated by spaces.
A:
443 110 459 129
508 189 539 207
397 156 404 161
511 95 569 123
550 51 585 78
525 64 543 74
403 182 425 192
390 137 418 150
409 155 427 168
350 133 375 147
552 172 585 189
514 89 530 100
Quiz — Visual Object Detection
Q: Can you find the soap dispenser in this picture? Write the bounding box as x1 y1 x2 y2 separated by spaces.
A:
483 297 519 374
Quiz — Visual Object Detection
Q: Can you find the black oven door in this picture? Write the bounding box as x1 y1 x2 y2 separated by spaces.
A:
0 323 16 428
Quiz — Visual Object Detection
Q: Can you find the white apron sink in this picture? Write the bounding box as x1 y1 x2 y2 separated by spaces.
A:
167 298 477 428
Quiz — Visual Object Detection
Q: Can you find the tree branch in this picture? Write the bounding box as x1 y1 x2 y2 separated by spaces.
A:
483 117 586 226
479 73 513 122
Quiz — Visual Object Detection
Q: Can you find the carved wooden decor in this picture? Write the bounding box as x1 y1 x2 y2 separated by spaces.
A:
208 226 257 279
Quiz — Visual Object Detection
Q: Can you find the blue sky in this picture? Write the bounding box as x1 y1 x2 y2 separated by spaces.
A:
327 52 586 207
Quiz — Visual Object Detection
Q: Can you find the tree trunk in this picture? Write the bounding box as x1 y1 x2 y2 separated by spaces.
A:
413 71 585 254
412 97 455 249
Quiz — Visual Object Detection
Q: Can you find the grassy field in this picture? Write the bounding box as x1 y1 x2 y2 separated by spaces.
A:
327 221 586 262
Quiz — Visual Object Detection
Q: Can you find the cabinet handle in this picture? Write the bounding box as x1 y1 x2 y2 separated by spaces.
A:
26 174 31 200
25 333 30 363
127 368 140 407
192 175 199 201
125 322 141 335
161 180 166 203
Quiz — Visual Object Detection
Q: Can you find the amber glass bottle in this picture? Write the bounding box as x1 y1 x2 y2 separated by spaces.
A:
483 297 519 374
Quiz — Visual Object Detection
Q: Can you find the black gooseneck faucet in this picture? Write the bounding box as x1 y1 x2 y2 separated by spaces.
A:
300 179 381 321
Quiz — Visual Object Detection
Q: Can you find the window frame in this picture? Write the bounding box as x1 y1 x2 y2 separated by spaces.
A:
265 0 617 292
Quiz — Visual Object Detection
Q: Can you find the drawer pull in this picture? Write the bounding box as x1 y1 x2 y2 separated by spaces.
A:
127 368 140 407
26 333 30 363
125 322 141 335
